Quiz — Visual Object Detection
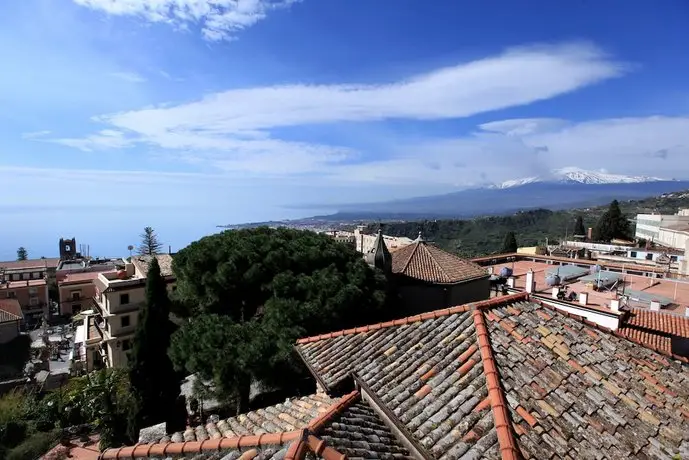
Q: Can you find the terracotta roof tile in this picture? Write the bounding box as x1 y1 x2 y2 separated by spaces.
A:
131 254 174 278
296 308 502 458
485 300 689 459
0 257 60 270
392 241 489 284
616 309 689 355
0 298 23 323
140 393 336 444
296 294 689 459
103 391 407 460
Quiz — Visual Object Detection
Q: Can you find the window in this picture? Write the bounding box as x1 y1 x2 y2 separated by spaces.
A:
22 273 29 280
30 297 39 306
71 291 81 301
671 256 678 262
120 293 129 305
32 272 41 279
28 287 38 295
11 274 19 281
630 251 637 258
122 339 131 351
646 253 654 261
121 315 130 328
8 291 16 299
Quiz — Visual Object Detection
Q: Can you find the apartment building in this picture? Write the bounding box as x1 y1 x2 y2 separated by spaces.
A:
0 298 23 344
635 209 689 248
90 254 175 369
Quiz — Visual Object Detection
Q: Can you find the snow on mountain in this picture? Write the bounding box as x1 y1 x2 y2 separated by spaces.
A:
495 167 667 189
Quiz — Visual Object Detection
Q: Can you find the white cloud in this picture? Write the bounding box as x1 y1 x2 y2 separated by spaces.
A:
72 0 300 42
109 71 147 83
21 130 52 139
47 129 134 151
39 42 628 176
331 116 689 186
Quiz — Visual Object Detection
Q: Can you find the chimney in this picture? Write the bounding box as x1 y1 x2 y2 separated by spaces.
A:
586 227 593 241
578 292 588 306
650 300 661 312
525 270 536 294
610 299 620 312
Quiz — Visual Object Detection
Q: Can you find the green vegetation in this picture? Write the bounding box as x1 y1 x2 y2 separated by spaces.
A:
593 200 632 242
501 231 518 253
169 227 388 414
371 190 689 257
128 257 183 435
16 247 27 261
0 369 134 456
138 226 163 255
574 215 585 236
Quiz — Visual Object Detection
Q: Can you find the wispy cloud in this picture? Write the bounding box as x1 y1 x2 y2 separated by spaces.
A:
37 42 628 177
109 71 147 83
71 0 301 42
21 130 52 139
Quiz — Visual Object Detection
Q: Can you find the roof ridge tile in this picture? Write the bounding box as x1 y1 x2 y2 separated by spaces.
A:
472 309 521 460
296 292 529 345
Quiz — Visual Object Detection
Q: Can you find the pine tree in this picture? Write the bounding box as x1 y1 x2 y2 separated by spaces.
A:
16 247 28 261
138 227 163 255
593 200 631 242
128 257 182 434
573 216 586 236
501 232 518 253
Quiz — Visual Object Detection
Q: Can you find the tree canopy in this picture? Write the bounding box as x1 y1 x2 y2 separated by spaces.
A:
16 247 27 261
593 200 631 242
574 215 586 236
501 232 518 253
138 227 163 255
169 227 387 413
128 257 182 434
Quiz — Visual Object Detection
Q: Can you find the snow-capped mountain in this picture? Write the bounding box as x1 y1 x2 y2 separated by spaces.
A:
494 167 667 189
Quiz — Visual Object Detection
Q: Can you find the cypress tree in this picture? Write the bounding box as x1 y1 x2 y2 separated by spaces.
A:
501 231 518 253
573 216 586 236
128 257 182 435
593 200 631 242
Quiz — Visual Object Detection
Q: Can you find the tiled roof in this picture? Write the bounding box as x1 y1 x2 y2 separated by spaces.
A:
296 296 529 459
295 293 689 459
616 308 689 356
0 257 60 270
391 240 489 284
0 298 23 322
141 393 335 444
100 391 410 460
131 254 175 278
488 301 689 459
59 271 111 285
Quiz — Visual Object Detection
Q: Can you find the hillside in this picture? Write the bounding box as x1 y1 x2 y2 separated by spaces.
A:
368 190 689 257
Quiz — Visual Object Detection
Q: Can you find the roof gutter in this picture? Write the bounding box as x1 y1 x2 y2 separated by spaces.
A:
352 373 434 460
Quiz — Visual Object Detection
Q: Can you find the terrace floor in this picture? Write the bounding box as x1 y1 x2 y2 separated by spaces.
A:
488 260 689 314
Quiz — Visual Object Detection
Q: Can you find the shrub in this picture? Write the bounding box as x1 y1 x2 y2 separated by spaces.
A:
6 430 59 460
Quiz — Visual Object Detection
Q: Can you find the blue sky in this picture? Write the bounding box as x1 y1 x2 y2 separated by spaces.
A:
1 0 688 259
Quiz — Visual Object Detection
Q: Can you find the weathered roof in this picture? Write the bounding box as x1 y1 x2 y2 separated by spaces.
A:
59 271 112 286
131 254 175 278
295 293 689 459
140 393 335 444
101 391 410 460
0 298 23 322
391 240 488 284
0 257 60 271
616 308 689 355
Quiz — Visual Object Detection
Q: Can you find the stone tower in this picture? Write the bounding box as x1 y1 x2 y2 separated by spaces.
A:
59 237 77 260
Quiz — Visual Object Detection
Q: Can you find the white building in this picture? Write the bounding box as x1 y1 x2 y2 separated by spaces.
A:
635 209 689 249
88 254 175 369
